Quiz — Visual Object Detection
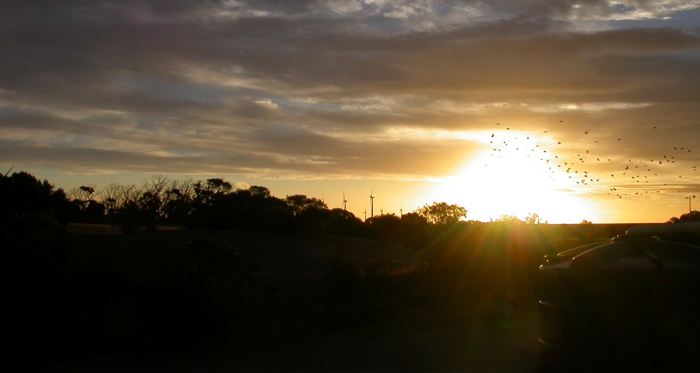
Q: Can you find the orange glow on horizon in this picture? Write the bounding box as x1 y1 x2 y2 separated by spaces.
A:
421 131 603 223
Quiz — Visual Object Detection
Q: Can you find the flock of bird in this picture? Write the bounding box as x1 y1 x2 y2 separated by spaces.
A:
482 121 699 200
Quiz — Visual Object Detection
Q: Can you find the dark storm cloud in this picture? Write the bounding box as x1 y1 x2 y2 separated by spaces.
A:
1 0 699 181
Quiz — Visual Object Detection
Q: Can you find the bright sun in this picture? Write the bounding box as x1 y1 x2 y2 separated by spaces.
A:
423 131 600 223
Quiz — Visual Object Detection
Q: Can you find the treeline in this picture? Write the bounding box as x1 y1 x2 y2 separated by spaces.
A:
1 171 471 242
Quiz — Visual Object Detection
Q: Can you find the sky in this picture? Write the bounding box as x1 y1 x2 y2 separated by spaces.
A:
1 0 699 223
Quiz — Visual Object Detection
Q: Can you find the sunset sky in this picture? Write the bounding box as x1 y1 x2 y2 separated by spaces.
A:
2 1 699 223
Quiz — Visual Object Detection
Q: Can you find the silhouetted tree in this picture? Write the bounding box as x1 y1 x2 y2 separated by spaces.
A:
100 183 140 216
285 194 327 216
113 199 147 233
202 178 232 195
252 197 294 233
401 212 428 225
220 189 256 228
110 182 168 233
366 213 402 239
187 178 237 228
367 213 400 227
324 208 366 236
668 210 700 223
70 185 95 202
492 214 523 224
681 210 700 222
295 206 333 234
162 187 192 223
100 183 122 214
416 202 467 224
249 185 271 198
399 212 433 248
525 213 541 224
137 176 180 226
0 171 71 224
68 185 106 222
137 191 162 229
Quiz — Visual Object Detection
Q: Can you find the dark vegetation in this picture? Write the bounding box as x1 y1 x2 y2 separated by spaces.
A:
2 171 699 370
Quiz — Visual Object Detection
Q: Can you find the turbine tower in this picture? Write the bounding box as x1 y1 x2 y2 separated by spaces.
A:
687 194 696 213
369 188 375 218
342 191 347 211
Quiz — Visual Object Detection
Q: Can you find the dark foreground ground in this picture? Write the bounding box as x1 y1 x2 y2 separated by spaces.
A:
13 222 686 372
53 313 538 372
6 225 538 372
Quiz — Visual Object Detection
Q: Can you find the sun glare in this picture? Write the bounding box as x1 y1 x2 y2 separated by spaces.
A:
424 131 600 223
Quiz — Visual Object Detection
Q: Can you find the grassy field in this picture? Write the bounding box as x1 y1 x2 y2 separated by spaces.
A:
11 222 642 371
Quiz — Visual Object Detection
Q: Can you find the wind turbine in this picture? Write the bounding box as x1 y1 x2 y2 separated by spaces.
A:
342 191 347 211
369 188 375 218
686 195 696 213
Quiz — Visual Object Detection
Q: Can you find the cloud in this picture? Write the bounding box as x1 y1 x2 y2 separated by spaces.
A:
0 0 699 190
235 181 251 189
254 98 278 109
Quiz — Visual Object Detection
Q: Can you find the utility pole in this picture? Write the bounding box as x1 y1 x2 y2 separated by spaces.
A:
687 195 696 213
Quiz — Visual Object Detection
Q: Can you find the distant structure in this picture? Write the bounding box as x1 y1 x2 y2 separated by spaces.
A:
369 188 375 218
687 195 696 213
342 191 347 211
